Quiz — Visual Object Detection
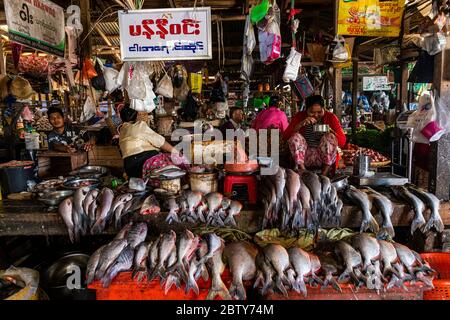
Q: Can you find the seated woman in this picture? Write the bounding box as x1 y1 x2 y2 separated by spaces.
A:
251 95 288 133
283 95 346 176
119 106 187 179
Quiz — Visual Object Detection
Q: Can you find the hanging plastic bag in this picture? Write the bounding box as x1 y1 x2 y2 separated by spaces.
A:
328 35 348 62
406 91 438 144
103 67 120 92
250 0 269 24
82 58 97 79
91 58 106 91
127 63 147 100
258 31 282 64
291 74 314 99
244 15 256 55
80 95 96 123
433 93 450 142
155 72 173 98
422 32 447 56
189 73 203 94
283 48 302 82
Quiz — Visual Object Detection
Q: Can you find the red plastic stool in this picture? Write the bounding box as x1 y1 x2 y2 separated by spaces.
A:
223 174 257 205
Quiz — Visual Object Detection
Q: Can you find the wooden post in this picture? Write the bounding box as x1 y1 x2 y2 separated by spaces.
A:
333 68 343 119
429 37 450 199
351 46 359 139
399 62 409 111
80 0 92 58
0 41 6 75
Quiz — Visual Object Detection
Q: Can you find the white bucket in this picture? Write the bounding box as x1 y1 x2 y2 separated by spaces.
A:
189 172 218 194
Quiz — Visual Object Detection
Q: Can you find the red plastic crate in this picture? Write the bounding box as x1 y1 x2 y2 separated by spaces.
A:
260 282 426 300
88 269 252 300
420 253 450 300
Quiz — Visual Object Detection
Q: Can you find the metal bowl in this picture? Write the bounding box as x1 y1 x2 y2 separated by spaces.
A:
38 190 74 206
313 124 330 133
332 175 349 191
63 178 100 190
69 166 110 179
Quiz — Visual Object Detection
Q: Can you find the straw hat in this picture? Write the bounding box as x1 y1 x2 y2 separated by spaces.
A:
0 74 9 100
10 76 36 100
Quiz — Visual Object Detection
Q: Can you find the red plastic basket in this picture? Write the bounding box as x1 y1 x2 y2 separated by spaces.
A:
420 253 450 300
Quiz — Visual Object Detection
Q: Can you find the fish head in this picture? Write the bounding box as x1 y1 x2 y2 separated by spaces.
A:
230 200 243 213
184 229 195 241
221 198 232 209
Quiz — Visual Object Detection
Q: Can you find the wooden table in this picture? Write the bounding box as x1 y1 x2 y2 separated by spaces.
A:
0 199 449 237
37 150 88 178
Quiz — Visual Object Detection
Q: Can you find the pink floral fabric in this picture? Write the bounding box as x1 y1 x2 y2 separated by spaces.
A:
288 132 338 167
142 153 190 187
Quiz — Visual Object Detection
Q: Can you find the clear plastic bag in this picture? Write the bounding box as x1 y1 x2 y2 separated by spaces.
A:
155 72 173 98
283 48 302 82
329 35 348 62
128 63 147 99
407 91 437 144
422 32 447 56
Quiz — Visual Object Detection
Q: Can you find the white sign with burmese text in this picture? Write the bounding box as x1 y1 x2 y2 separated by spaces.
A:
118 7 212 61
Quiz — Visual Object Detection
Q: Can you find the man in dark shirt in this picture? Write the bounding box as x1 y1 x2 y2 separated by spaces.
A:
47 107 96 152
220 107 244 137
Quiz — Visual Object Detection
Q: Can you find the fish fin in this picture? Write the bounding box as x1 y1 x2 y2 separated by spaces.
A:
91 219 105 235
338 271 349 283
229 282 246 300
185 276 200 296
207 282 232 300
164 275 178 295
253 271 263 289
147 267 160 282
384 266 401 279
411 216 426 235
297 279 307 297
330 277 342 293
201 266 210 282
424 215 445 233
311 273 324 286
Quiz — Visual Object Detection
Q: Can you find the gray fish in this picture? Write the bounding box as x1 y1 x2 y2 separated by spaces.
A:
185 258 200 295
86 245 107 285
224 200 242 227
167 229 198 282
126 222 148 249
96 239 128 280
344 186 379 233
114 222 133 240
378 240 401 278
317 253 343 293
165 197 180 224
351 233 381 271
254 251 276 295
112 194 133 227
102 245 134 288
92 188 114 234
393 243 434 279
361 187 395 238
83 189 99 217
262 244 290 297
391 186 426 235
88 199 98 229
206 242 231 300
298 179 316 231
287 246 311 297
301 171 322 208
58 197 75 243
113 203 126 229
307 252 324 287
224 241 258 300
148 230 177 281
285 169 302 231
204 192 223 222
73 186 91 235
319 175 332 206
148 237 160 271
163 272 182 295
132 241 151 282
197 233 223 266
335 240 364 285
407 185 444 233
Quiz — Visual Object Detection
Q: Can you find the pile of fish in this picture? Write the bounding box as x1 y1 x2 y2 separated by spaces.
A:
251 234 436 298
58 187 152 242
260 167 343 235
86 225 232 299
164 191 243 228
391 184 444 234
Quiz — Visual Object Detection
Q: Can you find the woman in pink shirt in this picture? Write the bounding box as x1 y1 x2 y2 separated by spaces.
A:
251 95 289 133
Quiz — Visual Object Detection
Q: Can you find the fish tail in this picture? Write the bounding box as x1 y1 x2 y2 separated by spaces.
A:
338 271 349 283
85 272 95 286
164 275 178 295
185 275 200 296
369 215 380 233
91 219 104 235
330 277 342 293
297 278 307 297
411 215 426 235
101 275 113 288
207 282 232 300
384 266 401 279
229 281 246 300
425 215 445 233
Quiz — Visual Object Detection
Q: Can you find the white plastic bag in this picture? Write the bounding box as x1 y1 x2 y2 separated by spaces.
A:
128 63 147 99
422 32 447 56
155 72 173 99
80 95 96 123
329 35 348 62
283 48 302 82
406 91 437 144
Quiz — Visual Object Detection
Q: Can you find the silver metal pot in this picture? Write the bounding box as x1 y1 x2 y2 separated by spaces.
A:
331 176 349 191
313 124 330 133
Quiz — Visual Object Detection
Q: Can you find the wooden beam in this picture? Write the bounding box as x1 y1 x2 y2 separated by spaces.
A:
0 41 6 76
351 48 359 139
333 68 342 119
80 0 92 57
212 15 247 22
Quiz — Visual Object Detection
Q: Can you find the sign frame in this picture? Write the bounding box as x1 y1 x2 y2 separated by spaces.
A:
362 76 391 91
118 7 213 61
4 0 65 57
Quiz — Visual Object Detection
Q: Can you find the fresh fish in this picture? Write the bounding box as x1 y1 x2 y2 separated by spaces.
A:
85 245 106 285
197 233 223 266
391 186 426 235
254 251 276 295
204 192 223 222
140 194 161 215
307 253 324 287
165 197 180 224
224 241 258 300
163 272 182 295
114 222 133 240
167 229 198 282
262 244 290 297
378 240 401 278
95 239 128 280
111 193 133 217
298 179 316 231
88 200 98 228
102 246 134 288
92 188 114 234
273 166 287 216
224 200 242 227
335 240 364 285
185 258 200 295
287 246 311 296
132 241 151 282
387 262 412 290
285 169 302 229
148 237 161 271
58 197 75 243
206 242 231 300
113 203 126 229
196 202 208 223
351 233 381 271
344 186 379 233
361 187 395 238
407 185 444 233
83 189 99 219
73 186 91 235
126 222 148 249
301 171 322 209
148 230 177 281
393 243 435 278
319 175 332 204
317 253 343 293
